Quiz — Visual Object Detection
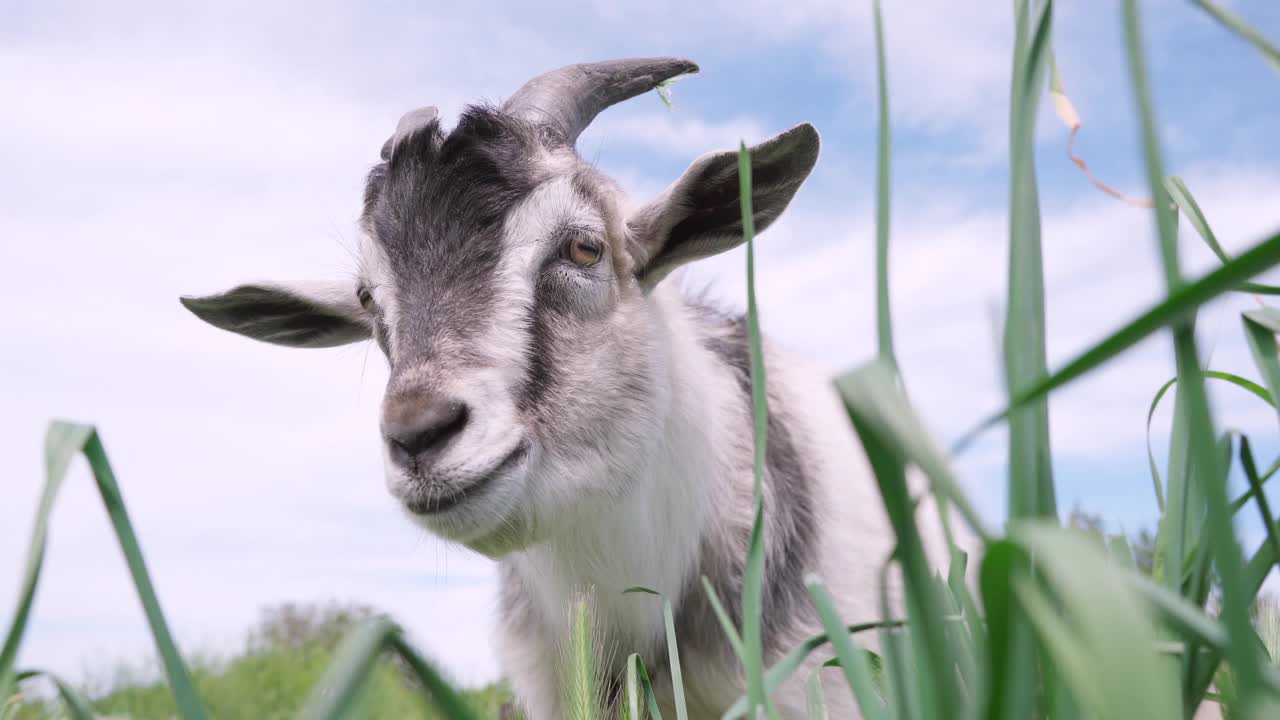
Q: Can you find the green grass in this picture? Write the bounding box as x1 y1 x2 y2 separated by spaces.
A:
6 2 1280 719
6 603 515 720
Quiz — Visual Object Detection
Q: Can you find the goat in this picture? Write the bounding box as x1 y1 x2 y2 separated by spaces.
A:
182 57 949 718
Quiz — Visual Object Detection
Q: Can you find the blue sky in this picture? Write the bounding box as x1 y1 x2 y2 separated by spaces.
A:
3 0 1280 688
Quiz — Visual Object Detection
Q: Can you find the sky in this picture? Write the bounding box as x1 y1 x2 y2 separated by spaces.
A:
3 0 1280 691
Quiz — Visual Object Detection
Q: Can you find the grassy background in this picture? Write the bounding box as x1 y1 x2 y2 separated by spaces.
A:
6 603 517 720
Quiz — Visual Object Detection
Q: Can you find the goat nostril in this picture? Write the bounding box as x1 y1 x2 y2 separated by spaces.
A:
385 401 469 465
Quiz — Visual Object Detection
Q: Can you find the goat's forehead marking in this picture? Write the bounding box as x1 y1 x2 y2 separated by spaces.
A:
351 107 635 376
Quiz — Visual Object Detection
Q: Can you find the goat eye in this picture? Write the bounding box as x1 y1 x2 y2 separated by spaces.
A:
357 286 375 311
566 235 603 266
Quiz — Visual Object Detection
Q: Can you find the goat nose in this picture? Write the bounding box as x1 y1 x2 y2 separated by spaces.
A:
382 393 469 468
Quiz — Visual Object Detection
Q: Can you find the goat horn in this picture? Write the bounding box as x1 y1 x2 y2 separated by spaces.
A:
502 57 698 145
381 106 440 160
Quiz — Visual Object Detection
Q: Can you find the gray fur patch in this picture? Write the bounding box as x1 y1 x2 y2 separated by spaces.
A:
361 106 545 371
683 298 819 657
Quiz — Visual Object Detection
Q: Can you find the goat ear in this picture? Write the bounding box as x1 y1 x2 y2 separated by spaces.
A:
625 123 819 288
180 280 372 349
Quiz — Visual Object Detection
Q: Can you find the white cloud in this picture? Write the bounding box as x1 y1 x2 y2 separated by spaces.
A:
585 0 1015 138
584 111 768 158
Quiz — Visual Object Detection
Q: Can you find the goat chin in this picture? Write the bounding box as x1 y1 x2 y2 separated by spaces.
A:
490 282 966 720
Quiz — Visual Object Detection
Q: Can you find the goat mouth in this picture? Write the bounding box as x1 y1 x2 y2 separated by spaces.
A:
402 442 528 516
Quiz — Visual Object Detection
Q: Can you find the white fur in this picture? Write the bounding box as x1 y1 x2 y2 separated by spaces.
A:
357 232 403 358
492 278 956 719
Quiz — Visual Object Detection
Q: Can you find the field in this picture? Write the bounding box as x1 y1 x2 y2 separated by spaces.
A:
6 0 1280 718
5 604 518 719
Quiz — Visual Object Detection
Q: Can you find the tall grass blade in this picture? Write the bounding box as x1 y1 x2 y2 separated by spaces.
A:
1177 439 1234 706
1132 570 1280 706
626 654 664 720
1243 309 1280 420
297 616 476 720
1124 0 1268 712
834 361 990 540
1167 177 1280 295
1128 574 1228 651
661 595 688 720
872 0 896 373
12 669 95 720
1238 438 1280 582
947 549 986 651
805 578 888 720
1232 451 1280 513
980 540 1036 720
998 3 1054 670
737 140 775 720
945 549 986 701
841 369 959 719
1007 576 1094 715
1005 0 1057 520
1147 372 1273 516
805 669 828 720
724 619 908 718
955 225 1280 451
0 422 207 719
625 655 641 720
1155 368 1202 595
1013 523 1182 719
701 577 746 659
933 572 978 702
625 588 690 720
1246 531 1280 608
878 586 921 720
1190 0 1280 71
